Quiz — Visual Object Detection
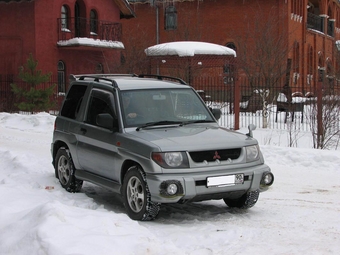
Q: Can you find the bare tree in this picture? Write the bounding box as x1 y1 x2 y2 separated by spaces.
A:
307 44 340 149
228 8 293 127
308 95 340 149
111 28 152 74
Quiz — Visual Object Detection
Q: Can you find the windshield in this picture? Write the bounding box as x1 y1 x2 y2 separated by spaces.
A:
120 88 215 128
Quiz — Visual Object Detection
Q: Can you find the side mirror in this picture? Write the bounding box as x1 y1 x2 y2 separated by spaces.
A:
96 113 116 130
246 124 256 138
211 108 221 120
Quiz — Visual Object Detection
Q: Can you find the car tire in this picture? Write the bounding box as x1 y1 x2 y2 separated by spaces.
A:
55 147 83 193
223 190 260 209
122 166 160 221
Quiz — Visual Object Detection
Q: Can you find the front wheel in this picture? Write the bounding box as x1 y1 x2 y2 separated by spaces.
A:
223 190 260 209
55 147 83 193
122 166 160 221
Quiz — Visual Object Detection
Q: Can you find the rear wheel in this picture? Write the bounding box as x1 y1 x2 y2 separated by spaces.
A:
223 190 260 209
55 147 83 193
122 166 160 221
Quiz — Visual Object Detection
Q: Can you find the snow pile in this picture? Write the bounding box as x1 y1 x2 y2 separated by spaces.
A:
57 38 125 49
0 112 339 255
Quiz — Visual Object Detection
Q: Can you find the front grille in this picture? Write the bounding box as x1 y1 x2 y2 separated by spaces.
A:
189 148 241 163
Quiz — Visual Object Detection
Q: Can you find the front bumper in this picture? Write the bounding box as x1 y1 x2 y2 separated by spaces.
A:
146 164 272 203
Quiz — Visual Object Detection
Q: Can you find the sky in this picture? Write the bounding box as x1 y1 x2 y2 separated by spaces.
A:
0 112 339 255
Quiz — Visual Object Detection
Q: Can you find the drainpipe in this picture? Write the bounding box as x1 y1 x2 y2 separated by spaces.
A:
156 5 159 45
156 4 160 74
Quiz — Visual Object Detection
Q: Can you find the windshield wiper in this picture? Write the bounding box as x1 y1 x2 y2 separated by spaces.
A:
180 120 215 126
136 121 182 131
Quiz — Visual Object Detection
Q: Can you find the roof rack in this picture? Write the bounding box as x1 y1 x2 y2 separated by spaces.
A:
69 73 188 87
138 74 187 85
69 74 138 87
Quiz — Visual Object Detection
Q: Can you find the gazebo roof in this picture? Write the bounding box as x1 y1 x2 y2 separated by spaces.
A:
145 41 236 57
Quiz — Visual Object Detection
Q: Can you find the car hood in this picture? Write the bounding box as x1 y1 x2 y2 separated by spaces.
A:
127 124 256 151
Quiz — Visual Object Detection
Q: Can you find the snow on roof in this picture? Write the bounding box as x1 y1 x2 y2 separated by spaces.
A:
57 38 125 49
144 41 236 57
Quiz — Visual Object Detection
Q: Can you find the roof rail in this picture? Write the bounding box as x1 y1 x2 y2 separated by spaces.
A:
69 74 138 87
138 74 187 85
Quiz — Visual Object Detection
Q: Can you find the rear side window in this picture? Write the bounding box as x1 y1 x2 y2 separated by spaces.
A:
60 84 87 119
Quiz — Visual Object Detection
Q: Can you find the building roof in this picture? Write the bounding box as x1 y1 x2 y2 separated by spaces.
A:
0 0 136 19
113 0 136 19
0 0 33 2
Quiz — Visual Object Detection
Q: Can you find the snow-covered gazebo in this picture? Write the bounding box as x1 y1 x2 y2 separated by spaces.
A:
144 41 236 89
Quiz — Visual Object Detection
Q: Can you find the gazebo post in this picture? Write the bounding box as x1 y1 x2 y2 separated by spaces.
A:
188 57 192 84
234 78 240 130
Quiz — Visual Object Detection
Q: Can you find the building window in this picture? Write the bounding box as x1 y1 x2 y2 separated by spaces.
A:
318 54 324 82
225 42 236 52
58 61 66 94
90 9 98 34
120 52 126 65
307 46 314 85
61 5 69 29
96 63 103 74
293 42 300 84
165 6 177 30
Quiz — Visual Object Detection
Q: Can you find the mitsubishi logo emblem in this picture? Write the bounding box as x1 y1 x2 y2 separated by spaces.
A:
213 151 221 160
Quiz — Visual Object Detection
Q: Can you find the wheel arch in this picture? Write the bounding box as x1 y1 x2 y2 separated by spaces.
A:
52 141 69 176
120 160 143 184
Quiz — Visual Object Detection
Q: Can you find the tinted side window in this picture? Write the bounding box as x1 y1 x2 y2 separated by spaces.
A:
60 84 87 119
85 89 115 126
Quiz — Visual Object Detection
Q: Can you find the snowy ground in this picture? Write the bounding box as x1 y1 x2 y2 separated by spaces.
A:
0 112 339 255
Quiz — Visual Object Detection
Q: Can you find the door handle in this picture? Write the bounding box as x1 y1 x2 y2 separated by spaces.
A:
80 127 87 134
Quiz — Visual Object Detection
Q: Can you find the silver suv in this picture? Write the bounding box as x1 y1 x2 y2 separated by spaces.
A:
51 74 274 221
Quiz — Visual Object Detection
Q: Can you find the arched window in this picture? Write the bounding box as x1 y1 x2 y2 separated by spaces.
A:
326 60 334 93
58 61 66 93
165 6 177 30
95 63 103 74
224 43 236 76
61 5 69 29
327 6 334 37
326 60 334 77
308 46 314 74
293 42 300 84
318 53 325 82
307 46 314 85
90 9 98 34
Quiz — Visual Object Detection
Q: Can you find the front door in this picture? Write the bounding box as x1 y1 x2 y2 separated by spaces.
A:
76 88 120 181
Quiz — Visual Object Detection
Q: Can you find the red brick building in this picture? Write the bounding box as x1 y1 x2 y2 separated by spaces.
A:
0 0 135 109
121 0 340 96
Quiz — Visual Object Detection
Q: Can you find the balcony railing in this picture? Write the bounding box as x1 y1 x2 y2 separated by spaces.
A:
307 13 335 37
57 17 122 46
307 12 322 32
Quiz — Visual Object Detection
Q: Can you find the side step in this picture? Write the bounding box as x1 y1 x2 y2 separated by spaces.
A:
75 170 121 194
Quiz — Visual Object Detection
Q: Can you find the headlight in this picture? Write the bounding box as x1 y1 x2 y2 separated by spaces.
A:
152 152 189 168
245 145 259 162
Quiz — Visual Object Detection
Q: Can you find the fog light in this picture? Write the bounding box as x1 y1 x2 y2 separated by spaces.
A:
261 172 274 186
160 180 183 197
167 183 178 195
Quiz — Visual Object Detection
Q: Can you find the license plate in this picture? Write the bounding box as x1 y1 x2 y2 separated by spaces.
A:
207 174 243 187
